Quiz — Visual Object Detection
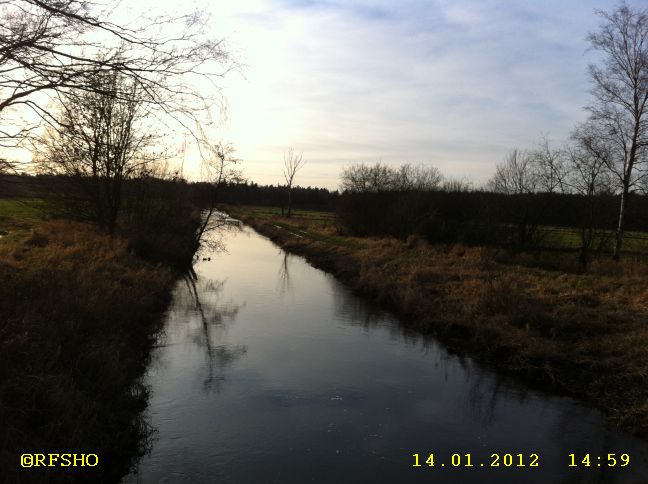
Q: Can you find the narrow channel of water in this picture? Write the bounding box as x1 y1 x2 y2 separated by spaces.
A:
124 224 648 483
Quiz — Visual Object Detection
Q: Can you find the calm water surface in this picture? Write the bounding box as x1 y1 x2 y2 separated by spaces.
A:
125 224 648 483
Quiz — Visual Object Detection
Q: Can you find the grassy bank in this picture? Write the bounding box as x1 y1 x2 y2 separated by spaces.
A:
229 205 648 438
0 198 49 238
0 199 201 483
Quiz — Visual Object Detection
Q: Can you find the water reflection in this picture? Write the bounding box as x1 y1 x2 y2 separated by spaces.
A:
277 252 292 296
180 271 246 393
126 225 648 484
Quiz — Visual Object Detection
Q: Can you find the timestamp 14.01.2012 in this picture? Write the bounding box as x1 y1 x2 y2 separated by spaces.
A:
411 453 630 469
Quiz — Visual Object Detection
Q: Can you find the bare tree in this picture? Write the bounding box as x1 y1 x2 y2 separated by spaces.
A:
586 4 648 260
566 124 615 267
340 162 392 193
487 149 537 195
569 124 615 196
201 141 243 193
283 147 305 217
488 149 542 249
391 163 442 191
441 177 472 192
529 135 567 194
0 0 232 147
34 69 155 233
196 140 243 241
340 161 442 193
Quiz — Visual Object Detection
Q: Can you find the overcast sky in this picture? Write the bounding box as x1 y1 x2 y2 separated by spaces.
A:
116 1 637 188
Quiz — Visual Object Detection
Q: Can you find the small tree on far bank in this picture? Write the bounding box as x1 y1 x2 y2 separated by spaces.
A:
283 148 305 217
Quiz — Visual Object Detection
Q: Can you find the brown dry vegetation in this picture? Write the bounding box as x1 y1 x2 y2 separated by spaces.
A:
229 205 648 438
0 220 178 483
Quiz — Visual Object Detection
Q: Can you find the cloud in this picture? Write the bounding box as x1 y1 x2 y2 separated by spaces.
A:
198 0 622 189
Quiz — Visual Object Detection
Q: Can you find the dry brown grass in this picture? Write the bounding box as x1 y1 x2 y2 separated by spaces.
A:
0 221 176 483
230 205 648 438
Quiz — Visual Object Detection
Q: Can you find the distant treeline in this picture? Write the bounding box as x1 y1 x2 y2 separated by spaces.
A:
7 173 648 256
1 175 339 210
0 174 42 197
195 180 339 211
337 190 648 248
0 173 342 218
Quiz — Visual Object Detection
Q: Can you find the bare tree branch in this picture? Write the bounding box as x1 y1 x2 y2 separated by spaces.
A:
0 0 235 148
283 147 305 217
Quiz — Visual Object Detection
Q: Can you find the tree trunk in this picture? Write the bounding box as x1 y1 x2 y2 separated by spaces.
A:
579 226 593 270
287 187 292 218
195 185 217 244
615 122 641 260
579 189 596 270
613 186 628 261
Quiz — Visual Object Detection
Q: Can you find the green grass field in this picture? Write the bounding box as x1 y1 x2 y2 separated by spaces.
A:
0 198 48 238
241 206 335 222
538 226 648 253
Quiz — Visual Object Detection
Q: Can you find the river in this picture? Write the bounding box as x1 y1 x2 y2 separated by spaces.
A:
124 222 648 483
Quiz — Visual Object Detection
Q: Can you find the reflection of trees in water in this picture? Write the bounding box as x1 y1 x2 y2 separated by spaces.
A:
465 371 505 426
127 270 244 480
180 270 247 393
194 211 242 262
329 276 386 329
463 365 535 428
277 251 292 295
328 274 443 355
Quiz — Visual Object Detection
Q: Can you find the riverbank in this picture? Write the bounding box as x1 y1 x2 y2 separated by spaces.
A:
0 201 202 483
228 205 648 439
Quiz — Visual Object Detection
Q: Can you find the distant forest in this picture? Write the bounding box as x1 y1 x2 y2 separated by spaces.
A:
6 173 648 258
